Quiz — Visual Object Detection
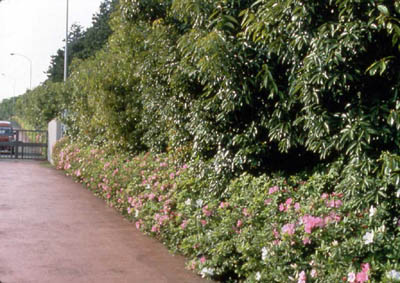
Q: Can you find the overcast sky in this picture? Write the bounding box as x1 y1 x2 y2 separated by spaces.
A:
0 0 103 101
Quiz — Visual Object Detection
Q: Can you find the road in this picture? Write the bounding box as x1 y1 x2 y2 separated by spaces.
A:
0 160 208 283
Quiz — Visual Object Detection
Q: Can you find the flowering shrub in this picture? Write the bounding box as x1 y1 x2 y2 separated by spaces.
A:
54 140 400 282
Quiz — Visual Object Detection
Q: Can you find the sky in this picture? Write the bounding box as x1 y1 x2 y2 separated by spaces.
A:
0 0 103 101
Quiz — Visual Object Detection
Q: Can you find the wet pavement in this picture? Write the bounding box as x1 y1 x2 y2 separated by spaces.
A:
0 160 208 283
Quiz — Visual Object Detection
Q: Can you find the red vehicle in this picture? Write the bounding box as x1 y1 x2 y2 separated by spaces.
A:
0 121 15 153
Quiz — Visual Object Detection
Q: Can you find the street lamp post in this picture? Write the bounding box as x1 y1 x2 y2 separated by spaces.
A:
10 53 32 90
64 0 69 82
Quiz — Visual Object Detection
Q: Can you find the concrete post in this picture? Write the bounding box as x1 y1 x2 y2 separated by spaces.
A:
48 119 63 165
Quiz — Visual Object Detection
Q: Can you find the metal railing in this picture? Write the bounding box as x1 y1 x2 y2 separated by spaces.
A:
0 130 48 160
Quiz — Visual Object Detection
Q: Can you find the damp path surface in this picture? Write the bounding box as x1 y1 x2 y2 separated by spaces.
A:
0 160 209 283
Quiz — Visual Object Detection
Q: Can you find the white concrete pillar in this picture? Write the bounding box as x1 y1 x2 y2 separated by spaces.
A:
48 119 63 165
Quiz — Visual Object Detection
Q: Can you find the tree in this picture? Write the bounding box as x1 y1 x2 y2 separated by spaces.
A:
0 97 17 120
46 0 118 82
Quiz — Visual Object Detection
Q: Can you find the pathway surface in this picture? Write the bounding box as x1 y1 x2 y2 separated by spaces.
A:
0 160 208 283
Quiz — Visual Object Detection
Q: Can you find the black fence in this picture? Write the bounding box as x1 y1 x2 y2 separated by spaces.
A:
0 130 48 160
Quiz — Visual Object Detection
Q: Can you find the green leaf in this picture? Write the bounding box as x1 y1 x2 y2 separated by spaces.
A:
378 5 389 16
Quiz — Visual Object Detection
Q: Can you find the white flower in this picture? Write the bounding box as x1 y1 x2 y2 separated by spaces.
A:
135 209 139 218
387 270 400 281
185 198 192 206
261 247 268 261
332 240 339 246
311 269 317 278
396 189 400 198
196 199 203 208
200 267 214 278
378 224 386 233
347 272 356 282
363 231 374 245
369 205 377 217
255 272 261 281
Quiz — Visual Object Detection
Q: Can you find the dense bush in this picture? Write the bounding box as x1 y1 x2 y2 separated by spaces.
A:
54 141 400 282
14 0 400 281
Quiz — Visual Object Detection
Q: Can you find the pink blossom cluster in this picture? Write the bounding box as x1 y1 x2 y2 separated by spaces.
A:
202 205 212 217
279 198 300 212
282 223 296 235
154 213 170 226
219 202 229 209
322 192 343 208
302 215 325 233
348 263 370 283
268 186 279 194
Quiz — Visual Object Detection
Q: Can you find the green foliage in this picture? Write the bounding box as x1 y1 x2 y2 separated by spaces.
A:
14 81 71 129
12 1 400 280
55 141 400 282
0 96 17 120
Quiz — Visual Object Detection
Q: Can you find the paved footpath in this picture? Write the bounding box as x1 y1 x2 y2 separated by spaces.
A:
0 160 208 283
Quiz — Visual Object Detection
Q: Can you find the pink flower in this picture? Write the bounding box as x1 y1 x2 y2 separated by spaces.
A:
303 237 311 245
202 205 212 217
361 263 370 273
264 198 272 205
282 223 296 235
326 199 343 208
294 202 301 211
135 221 141 229
112 168 119 176
200 219 207 226
182 164 188 169
279 203 286 212
106 194 111 199
268 186 279 194
302 215 325 233
355 263 370 283
273 228 280 239
181 220 188 229
298 270 306 283
326 200 335 208
169 172 175 179
321 193 329 199
237 219 243 228
356 271 368 282
324 212 341 224
219 202 229 208
151 225 159 233
148 193 156 200
243 208 250 217
285 198 293 206
200 256 206 264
